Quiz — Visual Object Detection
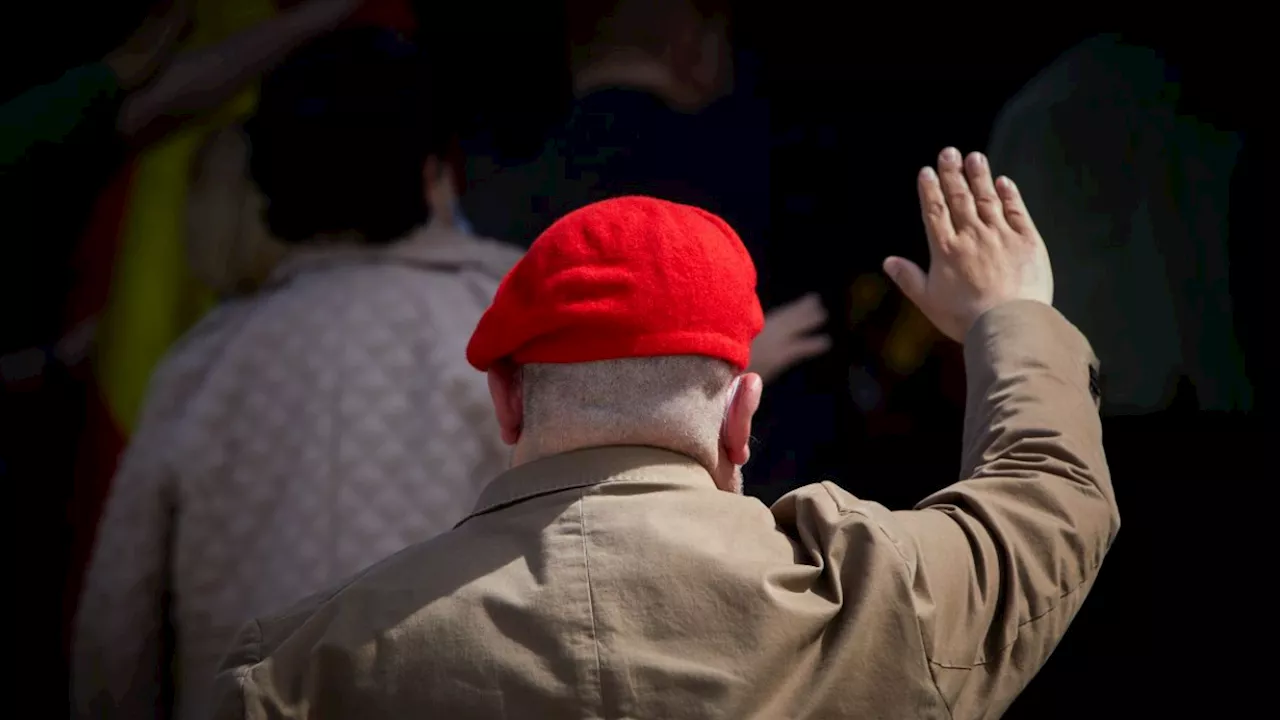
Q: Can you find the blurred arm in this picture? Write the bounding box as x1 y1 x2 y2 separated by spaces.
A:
119 0 362 143
888 300 1118 718
1 0 184 170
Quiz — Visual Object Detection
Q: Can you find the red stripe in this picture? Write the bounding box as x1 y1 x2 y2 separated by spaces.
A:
62 162 136 332
59 162 135 655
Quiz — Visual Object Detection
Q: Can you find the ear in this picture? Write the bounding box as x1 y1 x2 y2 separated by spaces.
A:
487 365 524 445
720 372 762 466
691 15 732 101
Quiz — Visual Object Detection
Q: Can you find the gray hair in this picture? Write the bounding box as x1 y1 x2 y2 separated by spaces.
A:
520 355 737 464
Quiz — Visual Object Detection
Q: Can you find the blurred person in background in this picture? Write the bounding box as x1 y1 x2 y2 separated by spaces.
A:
462 0 832 443
463 0 740 248
987 33 1253 416
71 26 525 719
210 148 1118 718
1 0 391 711
2 0 373 373
183 123 289 299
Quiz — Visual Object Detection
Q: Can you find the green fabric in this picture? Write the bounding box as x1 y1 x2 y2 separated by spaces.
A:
0 62 123 168
1 62 128 353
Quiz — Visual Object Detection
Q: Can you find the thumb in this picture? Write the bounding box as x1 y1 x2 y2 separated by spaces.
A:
883 257 927 306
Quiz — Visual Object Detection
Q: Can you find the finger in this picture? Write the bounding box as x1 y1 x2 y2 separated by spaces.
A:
996 176 1035 234
769 292 825 326
965 152 1006 228
937 147 979 230
783 294 828 333
917 166 953 253
780 334 833 366
883 257 927 307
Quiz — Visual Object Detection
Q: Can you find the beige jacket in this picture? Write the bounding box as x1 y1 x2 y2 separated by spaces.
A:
211 301 1118 719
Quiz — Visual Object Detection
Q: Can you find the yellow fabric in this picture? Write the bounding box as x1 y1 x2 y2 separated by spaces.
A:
96 0 276 432
883 301 939 376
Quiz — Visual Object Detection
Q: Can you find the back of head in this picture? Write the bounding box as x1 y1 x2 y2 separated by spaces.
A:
246 27 437 245
521 356 737 464
467 196 762 372
566 0 733 106
567 0 730 58
467 196 763 472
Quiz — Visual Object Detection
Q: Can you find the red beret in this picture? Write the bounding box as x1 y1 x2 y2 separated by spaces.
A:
466 196 764 371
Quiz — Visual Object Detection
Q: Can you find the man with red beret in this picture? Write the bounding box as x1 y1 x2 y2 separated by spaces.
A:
210 148 1118 718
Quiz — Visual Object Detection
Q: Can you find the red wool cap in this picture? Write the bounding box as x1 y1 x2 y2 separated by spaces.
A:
466 196 764 372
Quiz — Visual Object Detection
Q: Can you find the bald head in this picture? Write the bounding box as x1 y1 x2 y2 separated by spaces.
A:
523 356 732 462
566 0 733 109
568 0 698 62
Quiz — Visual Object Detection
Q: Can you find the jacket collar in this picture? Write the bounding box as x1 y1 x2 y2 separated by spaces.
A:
267 218 523 287
458 445 717 527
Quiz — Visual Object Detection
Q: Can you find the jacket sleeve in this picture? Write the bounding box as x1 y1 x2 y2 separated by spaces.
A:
885 300 1119 718
208 571 377 718
207 619 262 720
71 418 175 719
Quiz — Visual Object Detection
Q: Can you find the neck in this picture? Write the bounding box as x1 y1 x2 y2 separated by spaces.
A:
287 230 370 254
514 433 741 494
513 426 716 473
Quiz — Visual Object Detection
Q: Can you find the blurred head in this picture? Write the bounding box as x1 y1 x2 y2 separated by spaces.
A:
568 0 734 112
466 196 765 492
246 27 440 245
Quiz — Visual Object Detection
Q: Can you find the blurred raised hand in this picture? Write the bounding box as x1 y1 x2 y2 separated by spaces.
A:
119 0 371 143
103 0 193 91
749 292 832 384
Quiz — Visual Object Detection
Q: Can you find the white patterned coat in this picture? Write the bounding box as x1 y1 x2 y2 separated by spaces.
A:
72 220 523 720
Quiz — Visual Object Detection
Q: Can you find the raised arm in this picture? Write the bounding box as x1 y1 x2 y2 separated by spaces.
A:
880 148 1119 718
119 0 365 143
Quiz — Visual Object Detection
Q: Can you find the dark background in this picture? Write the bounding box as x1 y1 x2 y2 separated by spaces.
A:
4 4 1272 716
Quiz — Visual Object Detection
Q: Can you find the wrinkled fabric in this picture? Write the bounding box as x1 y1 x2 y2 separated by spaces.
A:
72 221 524 720
212 301 1119 719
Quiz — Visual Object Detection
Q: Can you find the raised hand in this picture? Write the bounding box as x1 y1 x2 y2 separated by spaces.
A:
749 292 832 384
883 147 1053 343
103 0 193 91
